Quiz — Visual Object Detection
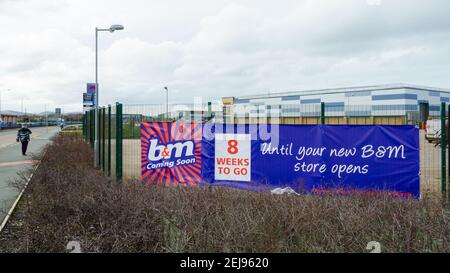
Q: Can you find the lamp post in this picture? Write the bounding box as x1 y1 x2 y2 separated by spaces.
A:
94 24 124 166
164 86 169 120
0 89 11 123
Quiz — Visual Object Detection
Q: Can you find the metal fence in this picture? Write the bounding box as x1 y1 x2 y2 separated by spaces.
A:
83 102 449 197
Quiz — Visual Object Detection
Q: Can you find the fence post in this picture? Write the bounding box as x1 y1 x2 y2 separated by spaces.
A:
83 111 89 143
98 108 101 167
82 113 86 140
116 102 123 181
87 110 90 143
97 107 101 167
108 105 111 177
86 111 90 142
448 104 450 198
222 106 227 124
207 101 212 121
321 102 325 125
102 107 106 172
98 107 102 167
441 102 447 196
90 109 95 149
83 112 86 140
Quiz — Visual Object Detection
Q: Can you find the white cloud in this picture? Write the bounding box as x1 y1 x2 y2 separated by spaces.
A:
1 0 450 113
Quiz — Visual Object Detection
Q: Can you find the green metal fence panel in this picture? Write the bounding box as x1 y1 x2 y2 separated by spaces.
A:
98 108 101 168
103 106 108 174
321 102 325 125
207 101 212 120
86 111 90 142
90 109 95 149
110 105 117 179
448 104 450 198
108 105 112 177
116 103 123 180
98 108 102 168
89 109 91 145
102 107 106 172
84 111 88 142
98 108 102 167
82 113 86 140
441 102 447 195
86 102 444 198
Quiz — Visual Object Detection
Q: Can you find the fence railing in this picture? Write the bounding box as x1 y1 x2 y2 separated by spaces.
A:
82 102 449 198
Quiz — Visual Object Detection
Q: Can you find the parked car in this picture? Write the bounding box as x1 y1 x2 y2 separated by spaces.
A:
425 119 448 143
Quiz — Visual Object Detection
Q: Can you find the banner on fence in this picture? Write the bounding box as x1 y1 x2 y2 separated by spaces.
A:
141 122 203 187
141 122 420 198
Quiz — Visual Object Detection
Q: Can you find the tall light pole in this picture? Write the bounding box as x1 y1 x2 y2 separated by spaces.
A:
94 24 124 166
0 89 11 123
164 86 169 120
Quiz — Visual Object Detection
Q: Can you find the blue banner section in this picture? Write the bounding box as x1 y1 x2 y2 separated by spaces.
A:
201 125 420 198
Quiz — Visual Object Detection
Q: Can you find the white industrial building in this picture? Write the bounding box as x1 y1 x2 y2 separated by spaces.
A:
222 84 450 124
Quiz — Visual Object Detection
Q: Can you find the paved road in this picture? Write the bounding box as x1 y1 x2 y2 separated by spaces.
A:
0 127 59 223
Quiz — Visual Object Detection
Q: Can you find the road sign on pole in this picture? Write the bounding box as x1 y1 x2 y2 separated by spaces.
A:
87 83 97 105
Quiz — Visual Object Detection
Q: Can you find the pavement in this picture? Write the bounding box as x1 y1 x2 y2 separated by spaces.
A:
0 126 59 223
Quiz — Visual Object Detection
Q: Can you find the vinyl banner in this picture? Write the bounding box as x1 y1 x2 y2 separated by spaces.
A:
141 122 203 187
141 123 420 198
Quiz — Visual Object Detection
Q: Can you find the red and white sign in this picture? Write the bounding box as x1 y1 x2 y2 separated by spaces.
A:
215 134 251 182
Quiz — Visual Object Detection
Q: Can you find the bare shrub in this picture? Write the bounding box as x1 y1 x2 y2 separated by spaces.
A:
1 135 449 253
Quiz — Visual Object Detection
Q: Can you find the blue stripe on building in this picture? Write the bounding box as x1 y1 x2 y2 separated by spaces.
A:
325 102 345 112
429 105 441 112
372 94 418 101
281 95 300 101
235 99 250 104
372 105 418 111
301 99 321 104
282 108 301 113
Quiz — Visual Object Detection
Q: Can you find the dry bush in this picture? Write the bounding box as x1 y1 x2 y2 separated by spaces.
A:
0 135 449 253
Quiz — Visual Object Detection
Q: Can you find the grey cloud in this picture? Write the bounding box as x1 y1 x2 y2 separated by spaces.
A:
1 0 450 112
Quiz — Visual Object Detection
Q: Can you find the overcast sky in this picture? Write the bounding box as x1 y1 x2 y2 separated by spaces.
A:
1 0 450 113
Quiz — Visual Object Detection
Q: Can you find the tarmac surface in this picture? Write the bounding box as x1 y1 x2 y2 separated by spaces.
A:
0 126 59 223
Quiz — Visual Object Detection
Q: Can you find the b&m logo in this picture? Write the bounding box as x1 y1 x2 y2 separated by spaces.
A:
147 139 195 161
141 122 202 187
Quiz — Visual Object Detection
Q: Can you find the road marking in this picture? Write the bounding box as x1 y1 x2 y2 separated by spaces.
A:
0 160 38 167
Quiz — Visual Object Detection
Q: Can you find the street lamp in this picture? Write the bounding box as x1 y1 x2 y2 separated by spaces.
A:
0 89 11 123
94 24 124 166
164 86 169 120
95 24 125 111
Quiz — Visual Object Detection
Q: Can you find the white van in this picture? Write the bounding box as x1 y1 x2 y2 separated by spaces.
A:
425 119 447 143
